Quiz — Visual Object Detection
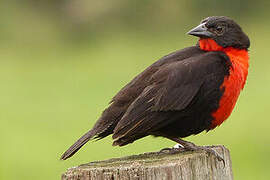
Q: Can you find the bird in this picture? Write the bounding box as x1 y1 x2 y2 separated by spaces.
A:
61 16 250 161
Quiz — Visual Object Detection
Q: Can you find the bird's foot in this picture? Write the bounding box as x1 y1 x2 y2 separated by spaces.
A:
165 137 225 166
159 147 173 152
181 142 225 166
159 144 184 153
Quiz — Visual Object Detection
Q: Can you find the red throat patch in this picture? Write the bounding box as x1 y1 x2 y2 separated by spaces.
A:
199 39 249 129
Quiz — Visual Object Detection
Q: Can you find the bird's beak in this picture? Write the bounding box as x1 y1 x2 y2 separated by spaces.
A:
187 23 213 38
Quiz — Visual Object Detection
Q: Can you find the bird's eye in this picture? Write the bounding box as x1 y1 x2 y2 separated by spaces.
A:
215 26 224 34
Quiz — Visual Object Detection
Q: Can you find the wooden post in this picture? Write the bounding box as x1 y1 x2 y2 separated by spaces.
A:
62 145 233 180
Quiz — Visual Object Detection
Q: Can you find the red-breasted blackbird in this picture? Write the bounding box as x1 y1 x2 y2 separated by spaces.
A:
61 16 250 161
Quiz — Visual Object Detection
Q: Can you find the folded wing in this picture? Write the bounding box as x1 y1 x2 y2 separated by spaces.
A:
112 52 228 145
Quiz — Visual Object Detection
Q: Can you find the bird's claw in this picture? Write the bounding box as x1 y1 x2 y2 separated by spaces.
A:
159 147 173 153
187 146 225 167
159 141 225 167
159 144 185 154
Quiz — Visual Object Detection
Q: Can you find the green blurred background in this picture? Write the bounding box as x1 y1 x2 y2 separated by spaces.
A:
1 0 269 179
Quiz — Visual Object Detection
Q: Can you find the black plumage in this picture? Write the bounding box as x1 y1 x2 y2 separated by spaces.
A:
61 46 230 159
61 16 249 160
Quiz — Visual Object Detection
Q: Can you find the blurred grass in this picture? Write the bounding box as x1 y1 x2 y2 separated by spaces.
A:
0 22 270 180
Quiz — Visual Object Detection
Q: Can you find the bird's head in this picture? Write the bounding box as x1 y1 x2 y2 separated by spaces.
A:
188 16 250 50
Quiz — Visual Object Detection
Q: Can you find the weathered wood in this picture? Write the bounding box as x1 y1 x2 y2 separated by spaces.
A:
62 145 233 180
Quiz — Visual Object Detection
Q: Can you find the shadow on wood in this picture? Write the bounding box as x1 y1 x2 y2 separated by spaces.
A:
62 145 233 180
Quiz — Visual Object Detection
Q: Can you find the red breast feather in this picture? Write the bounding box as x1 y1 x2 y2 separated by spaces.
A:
199 39 249 129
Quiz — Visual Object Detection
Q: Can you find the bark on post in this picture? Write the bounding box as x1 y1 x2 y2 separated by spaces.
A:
62 145 233 180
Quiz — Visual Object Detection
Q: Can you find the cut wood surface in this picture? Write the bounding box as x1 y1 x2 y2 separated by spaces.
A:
62 145 233 180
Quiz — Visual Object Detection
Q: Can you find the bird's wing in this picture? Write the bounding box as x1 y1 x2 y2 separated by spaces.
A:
112 52 229 142
92 46 204 138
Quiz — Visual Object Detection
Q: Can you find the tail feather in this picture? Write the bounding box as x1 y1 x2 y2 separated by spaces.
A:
60 130 93 160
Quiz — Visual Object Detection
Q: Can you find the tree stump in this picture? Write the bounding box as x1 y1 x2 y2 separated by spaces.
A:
62 145 233 180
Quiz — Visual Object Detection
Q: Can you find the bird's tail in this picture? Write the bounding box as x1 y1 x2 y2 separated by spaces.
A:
60 130 93 160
